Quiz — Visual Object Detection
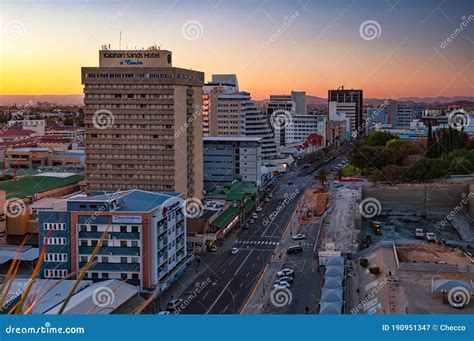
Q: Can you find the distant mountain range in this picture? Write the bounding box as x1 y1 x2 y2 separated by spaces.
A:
1 94 473 107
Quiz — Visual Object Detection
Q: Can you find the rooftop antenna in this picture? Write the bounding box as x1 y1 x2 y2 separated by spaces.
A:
119 32 122 50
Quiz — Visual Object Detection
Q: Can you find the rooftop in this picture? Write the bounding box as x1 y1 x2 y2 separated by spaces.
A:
203 136 262 142
69 189 182 212
210 206 240 229
208 180 258 201
0 173 84 199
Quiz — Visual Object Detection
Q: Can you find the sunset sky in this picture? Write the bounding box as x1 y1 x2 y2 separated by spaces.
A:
1 0 472 99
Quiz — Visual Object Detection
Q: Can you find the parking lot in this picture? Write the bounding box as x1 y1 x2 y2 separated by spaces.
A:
359 214 462 249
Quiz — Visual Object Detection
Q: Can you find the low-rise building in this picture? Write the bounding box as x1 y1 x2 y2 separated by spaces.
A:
203 136 262 191
38 189 190 292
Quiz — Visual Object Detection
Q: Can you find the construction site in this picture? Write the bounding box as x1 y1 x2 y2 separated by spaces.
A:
344 181 474 314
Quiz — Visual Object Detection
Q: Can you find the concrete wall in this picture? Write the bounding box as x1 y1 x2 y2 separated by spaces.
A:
362 183 471 211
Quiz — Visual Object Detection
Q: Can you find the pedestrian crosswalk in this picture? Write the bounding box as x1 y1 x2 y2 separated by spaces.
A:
236 240 315 247
237 240 279 246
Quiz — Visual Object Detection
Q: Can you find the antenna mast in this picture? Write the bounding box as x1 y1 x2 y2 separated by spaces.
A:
119 32 122 49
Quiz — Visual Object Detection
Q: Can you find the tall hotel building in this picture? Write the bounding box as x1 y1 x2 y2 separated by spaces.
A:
81 47 204 198
328 87 363 133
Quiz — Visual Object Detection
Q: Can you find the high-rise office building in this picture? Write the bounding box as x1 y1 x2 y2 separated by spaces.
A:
82 47 204 198
328 87 363 134
387 101 414 128
203 75 277 159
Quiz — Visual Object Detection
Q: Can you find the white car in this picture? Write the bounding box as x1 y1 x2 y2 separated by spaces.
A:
415 228 424 239
291 233 306 241
249 219 255 224
231 247 240 255
158 311 171 315
426 232 436 242
252 213 258 219
209 246 218 252
272 281 291 290
256 207 263 212
277 268 295 277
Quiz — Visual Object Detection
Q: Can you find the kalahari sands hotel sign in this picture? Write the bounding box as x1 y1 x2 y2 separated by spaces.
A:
99 48 172 67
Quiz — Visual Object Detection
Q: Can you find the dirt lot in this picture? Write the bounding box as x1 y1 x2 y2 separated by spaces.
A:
397 244 472 265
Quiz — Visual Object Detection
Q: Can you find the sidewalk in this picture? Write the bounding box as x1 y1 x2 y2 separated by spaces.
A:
241 197 303 314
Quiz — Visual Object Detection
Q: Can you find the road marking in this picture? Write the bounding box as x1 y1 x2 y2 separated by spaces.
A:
222 269 226 274
203 291 210 299
234 250 253 276
206 279 233 314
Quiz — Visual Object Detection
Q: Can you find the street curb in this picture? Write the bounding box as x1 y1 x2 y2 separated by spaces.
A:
240 196 303 314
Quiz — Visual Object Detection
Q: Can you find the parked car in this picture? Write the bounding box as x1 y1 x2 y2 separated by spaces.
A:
264 198 270 203
272 282 291 290
167 299 183 311
287 245 303 255
426 232 436 242
249 219 255 224
415 228 424 239
288 181 293 185
277 268 295 277
231 247 240 255
276 276 294 284
291 233 306 241
243 223 250 230
252 213 258 219
256 206 263 212
209 246 218 252
158 311 171 315
268 193 273 198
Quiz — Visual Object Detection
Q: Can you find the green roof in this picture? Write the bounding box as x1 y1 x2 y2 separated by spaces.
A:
0 174 84 199
244 200 256 213
210 206 240 229
208 180 258 202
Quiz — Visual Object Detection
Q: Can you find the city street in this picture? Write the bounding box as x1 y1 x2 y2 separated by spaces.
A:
178 149 350 314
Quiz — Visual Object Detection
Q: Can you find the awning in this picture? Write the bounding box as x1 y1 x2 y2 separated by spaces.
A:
323 277 343 290
210 206 239 229
319 301 343 314
320 287 344 303
325 265 344 277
